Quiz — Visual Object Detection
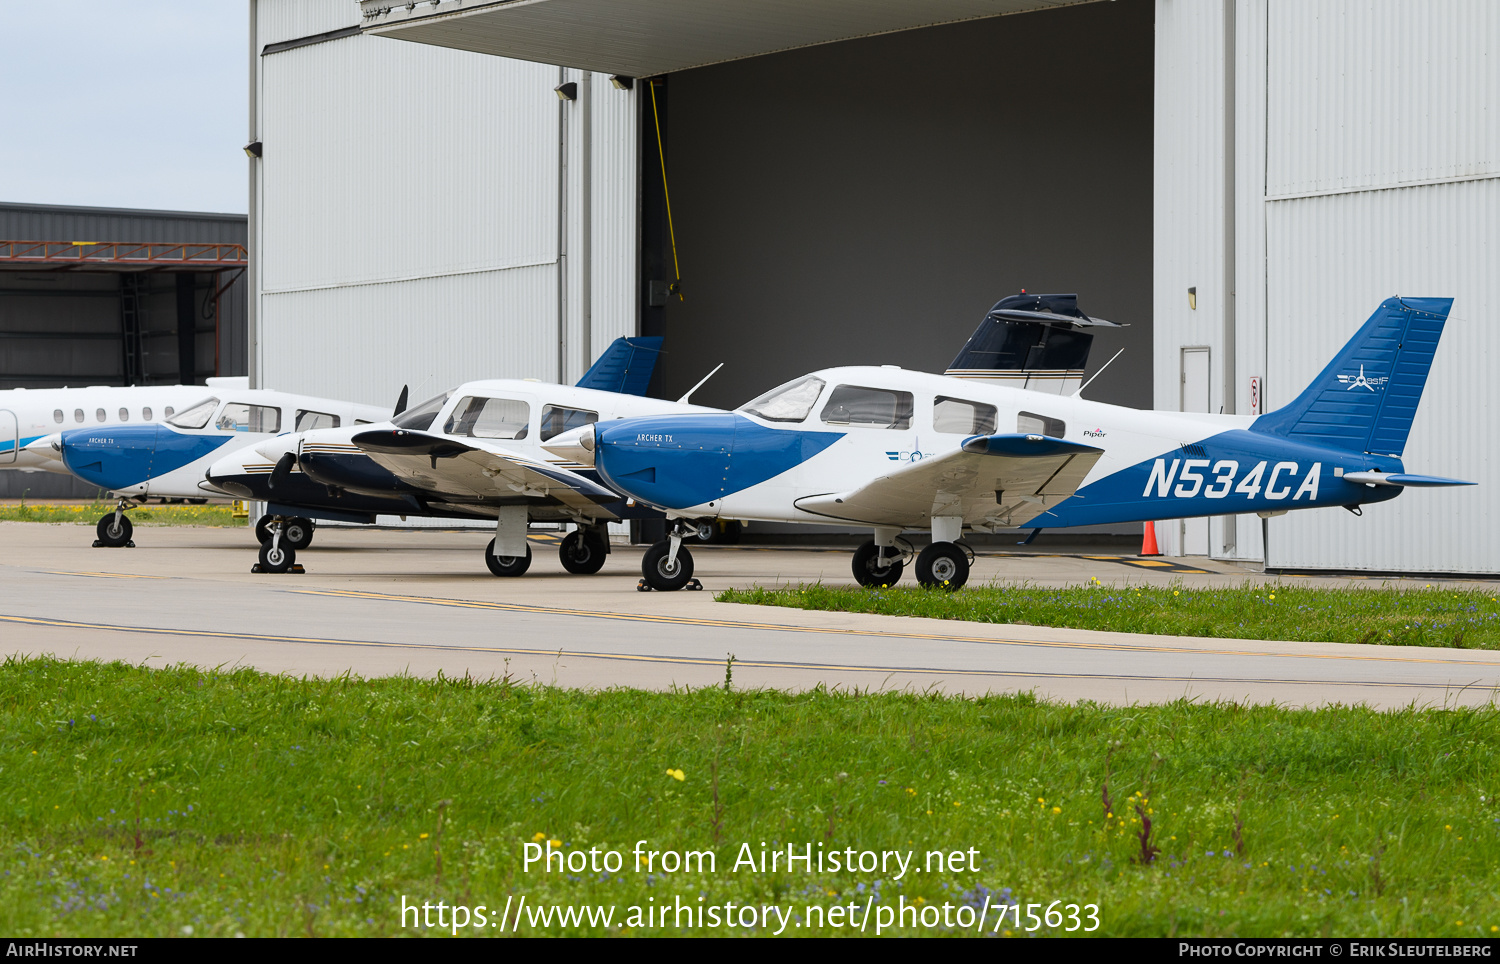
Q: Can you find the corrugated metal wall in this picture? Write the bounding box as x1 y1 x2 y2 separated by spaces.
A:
1157 0 1499 572
255 1 638 406
258 0 360 48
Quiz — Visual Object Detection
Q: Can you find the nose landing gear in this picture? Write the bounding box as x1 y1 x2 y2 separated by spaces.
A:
640 522 703 591
93 499 135 548
251 514 307 574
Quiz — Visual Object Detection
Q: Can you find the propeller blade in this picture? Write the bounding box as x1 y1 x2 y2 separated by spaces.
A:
393 385 409 417
269 452 296 490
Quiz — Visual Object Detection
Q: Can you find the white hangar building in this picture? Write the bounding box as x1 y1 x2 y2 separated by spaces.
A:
246 0 1497 573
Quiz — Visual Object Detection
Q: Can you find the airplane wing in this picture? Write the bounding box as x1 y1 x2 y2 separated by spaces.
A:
351 428 619 513
793 433 1103 530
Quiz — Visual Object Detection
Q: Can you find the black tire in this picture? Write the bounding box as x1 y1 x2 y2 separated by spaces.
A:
257 540 296 574
96 513 133 548
254 515 273 545
851 540 904 587
641 540 694 591
915 541 970 590
284 517 315 551
558 530 607 575
484 539 532 577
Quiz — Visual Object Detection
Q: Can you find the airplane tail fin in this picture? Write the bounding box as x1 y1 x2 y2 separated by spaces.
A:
1251 296 1452 457
575 336 664 396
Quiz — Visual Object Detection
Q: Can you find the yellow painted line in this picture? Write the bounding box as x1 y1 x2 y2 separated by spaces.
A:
289 588 1500 669
1127 560 1173 567
42 570 168 580
0 612 1479 690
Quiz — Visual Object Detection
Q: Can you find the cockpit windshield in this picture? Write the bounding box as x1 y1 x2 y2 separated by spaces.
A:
166 397 220 430
391 391 453 432
738 376 826 423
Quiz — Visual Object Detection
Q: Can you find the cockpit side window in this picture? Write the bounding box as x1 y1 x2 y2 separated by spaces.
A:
933 396 998 435
295 410 341 431
739 376 826 423
820 385 914 430
444 396 530 440
539 405 598 442
391 391 453 432
1018 411 1066 438
217 403 281 433
166 397 220 430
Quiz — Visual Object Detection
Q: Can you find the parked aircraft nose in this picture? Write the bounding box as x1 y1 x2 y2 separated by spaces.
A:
25 434 62 462
592 414 737 510
540 424 596 466
254 436 299 463
59 425 160 491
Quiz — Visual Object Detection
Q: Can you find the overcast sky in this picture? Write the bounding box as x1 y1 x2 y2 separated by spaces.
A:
0 2 248 214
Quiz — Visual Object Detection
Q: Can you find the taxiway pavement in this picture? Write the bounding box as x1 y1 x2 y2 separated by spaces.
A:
3 521 1497 708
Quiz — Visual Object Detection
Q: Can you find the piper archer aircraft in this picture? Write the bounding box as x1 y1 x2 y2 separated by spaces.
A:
29 388 391 548
542 297 1473 591
0 378 247 476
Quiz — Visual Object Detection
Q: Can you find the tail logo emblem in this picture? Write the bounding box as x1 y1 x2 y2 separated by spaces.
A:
1338 364 1387 392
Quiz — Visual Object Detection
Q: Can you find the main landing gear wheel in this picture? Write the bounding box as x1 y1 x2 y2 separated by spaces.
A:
257 540 296 574
852 540 904 587
641 540 694 592
691 520 743 545
485 539 532 577
283 517 315 551
95 512 133 548
915 541 970 591
254 515 273 544
558 530 607 575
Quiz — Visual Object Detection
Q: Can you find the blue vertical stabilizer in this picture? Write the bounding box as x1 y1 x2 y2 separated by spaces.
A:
575 337 664 396
1251 297 1451 457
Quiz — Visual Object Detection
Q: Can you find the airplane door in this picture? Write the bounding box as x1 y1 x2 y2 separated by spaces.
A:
0 410 15 464
1180 348 1211 555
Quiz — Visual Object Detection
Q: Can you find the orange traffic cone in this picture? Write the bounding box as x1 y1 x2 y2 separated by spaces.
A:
1140 521 1160 557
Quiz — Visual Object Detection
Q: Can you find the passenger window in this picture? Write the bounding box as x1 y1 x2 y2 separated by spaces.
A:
53 410 63 424
142 407 153 421
540 405 598 442
295 410 341 431
164 407 174 418
933 396 998 435
820 385 913 430
216 403 281 433
444 396 530 440
119 408 129 422
1018 411 1065 438
96 408 106 423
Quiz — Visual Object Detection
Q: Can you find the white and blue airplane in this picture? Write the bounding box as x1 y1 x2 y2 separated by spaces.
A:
542 297 1473 591
0 378 248 476
30 388 391 550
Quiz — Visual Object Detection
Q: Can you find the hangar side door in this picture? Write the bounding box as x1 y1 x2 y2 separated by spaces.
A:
0 410 16 464
1180 348 1211 555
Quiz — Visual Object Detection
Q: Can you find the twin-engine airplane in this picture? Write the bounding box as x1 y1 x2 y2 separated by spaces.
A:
543 297 1473 591
205 337 681 573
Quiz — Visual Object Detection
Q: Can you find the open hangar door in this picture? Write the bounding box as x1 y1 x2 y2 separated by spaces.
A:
647 0 1154 542
653 0 1154 417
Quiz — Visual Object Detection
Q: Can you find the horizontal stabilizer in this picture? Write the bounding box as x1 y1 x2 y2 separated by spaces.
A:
1342 471 1475 488
575 336 664 396
961 433 1103 458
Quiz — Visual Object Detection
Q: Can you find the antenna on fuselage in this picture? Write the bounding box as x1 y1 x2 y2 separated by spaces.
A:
1071 348 1124 398
677 363 724 404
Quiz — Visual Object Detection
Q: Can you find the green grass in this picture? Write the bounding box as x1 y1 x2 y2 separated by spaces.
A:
3 655 1498 937
0 502 244 527
718 583 1500 651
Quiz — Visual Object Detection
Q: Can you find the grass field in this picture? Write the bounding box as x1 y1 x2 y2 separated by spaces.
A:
2 655 1497 937
0 502 244 527
718 583 1500 651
